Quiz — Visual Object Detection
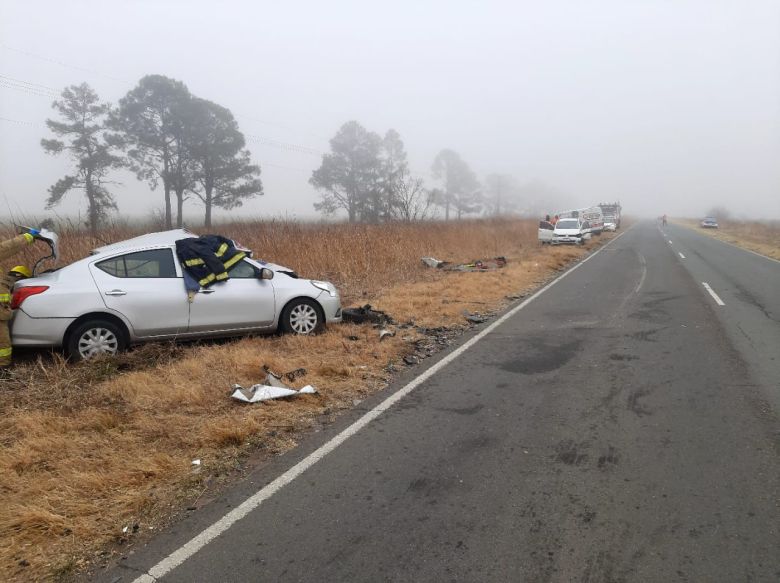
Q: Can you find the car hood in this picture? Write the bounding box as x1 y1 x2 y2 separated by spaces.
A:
554 228 581 235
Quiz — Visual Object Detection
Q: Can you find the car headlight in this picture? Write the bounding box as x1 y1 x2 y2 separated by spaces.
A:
311 280 337 297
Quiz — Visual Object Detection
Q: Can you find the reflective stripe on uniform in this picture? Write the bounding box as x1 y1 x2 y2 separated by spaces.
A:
185 258 205 267
215 272 228 281
198 273 216 286
223 252 246 270
0 293 10 303
0 347 12 357
215 243 229 257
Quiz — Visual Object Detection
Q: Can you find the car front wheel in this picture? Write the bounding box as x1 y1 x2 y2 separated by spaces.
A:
280 298 323 335
67 319 127 360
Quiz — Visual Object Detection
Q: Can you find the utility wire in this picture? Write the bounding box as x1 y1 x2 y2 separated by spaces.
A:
1 43 128 83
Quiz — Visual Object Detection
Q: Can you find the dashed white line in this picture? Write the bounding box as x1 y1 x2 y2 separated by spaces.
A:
702 282 725 306
678 252 686 259
130 229 636 583
668 240 673 245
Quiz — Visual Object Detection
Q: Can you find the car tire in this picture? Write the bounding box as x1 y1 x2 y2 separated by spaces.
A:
66 319 127 361
280 298 324 335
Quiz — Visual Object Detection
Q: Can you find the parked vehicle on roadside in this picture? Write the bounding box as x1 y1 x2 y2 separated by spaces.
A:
10 229 342 360
538 220 555 244
580 207 605 235
603 221 617 232
700 217 719 229
598 202 622 229
552 219 591 245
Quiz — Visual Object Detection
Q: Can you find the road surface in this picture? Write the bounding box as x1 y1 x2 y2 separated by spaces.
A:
102 221 780 583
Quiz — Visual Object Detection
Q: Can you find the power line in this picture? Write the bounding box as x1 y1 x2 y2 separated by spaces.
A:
0 80 59 99
0 74 60 93
0 116 40 126
0 43 128 83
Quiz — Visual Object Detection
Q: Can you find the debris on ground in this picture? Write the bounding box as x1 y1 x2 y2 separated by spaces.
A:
379 329 395 341
232 366 318 403
262 365 308 383
421 256 446 268
403 355 420 366
463 310 488 324
231 383 318 403
421 256 508 272
341 304 394 325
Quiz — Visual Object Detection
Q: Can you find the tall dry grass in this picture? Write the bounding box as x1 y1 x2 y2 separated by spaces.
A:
0 217 596 581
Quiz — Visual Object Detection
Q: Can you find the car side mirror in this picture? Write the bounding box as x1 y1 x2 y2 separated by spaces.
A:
259 268 274 280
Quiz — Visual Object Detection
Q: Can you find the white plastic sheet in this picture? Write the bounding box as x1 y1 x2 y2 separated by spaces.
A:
231 383 318 403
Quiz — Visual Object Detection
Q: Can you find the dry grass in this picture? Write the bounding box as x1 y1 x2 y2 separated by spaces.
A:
677 218 780 261
0 218 608 581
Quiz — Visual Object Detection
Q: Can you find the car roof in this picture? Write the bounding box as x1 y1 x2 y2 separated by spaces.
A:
91 229 196 256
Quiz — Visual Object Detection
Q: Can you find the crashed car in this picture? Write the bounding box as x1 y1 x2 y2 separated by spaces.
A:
552 219 591 245
10 229 342 360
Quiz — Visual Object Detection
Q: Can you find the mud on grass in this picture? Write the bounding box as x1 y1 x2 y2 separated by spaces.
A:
0 219 610 581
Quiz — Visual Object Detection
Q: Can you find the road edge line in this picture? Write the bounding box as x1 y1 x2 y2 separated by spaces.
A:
133 226 635 583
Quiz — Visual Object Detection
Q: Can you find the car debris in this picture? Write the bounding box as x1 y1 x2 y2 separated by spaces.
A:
232 365 318 403
403 355 420 365
342 304 394 325
231 383 318 403
262 365 307 383
463 310 488 324
379 328 395 341
421 256 508 272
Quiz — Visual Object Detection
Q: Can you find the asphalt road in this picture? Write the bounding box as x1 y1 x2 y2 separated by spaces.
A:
104 221 780 583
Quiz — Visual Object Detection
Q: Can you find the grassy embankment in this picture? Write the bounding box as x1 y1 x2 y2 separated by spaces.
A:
0 219 612 581
677 218 780 260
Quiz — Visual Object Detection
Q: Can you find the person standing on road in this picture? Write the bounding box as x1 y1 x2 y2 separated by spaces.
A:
0 228 49 368
662 214 667 226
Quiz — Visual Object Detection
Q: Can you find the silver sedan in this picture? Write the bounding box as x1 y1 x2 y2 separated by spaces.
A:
11 229 342 360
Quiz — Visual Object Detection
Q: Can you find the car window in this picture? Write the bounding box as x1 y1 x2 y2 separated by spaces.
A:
228 259 258 279
96 249 178 278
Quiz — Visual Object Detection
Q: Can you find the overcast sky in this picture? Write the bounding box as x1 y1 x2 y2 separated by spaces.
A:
2 0 779 223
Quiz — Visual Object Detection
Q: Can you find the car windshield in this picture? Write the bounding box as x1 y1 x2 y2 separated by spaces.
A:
556 220 579 229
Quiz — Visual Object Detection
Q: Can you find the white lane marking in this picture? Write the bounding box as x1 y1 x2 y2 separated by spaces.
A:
635 252 647 294
132 227 635 583
668 240 673 245
702 282 725 306
678 252 686 259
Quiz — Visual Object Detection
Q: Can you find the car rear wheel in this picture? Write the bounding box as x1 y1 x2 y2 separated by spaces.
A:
67 319 127 360
280 298 323 335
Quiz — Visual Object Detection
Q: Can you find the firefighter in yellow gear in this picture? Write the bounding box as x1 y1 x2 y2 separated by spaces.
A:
0 231 41 367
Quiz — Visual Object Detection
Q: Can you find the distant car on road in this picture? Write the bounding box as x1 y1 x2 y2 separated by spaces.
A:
10 229 342 360
552 219 591 245
700 217 719 229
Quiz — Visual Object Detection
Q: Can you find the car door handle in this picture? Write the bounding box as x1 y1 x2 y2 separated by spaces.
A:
198 289 215 294
105 289 127 296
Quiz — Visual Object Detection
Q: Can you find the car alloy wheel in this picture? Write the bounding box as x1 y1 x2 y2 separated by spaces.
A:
78 326 119 358
289 303 319 334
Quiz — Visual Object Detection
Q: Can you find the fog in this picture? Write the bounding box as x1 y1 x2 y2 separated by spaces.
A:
2 0 779 222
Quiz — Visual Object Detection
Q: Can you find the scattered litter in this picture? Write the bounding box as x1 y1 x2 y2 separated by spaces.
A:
346 335 359 341
379 328 395 341
342 304 394 325
463 311 488 324
421 256 508 272
232 366 318 403
231 384 318 403
403 355 419 365
422 256 447 268
191 459 201 466
262 365 307 383
122 526 128 534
